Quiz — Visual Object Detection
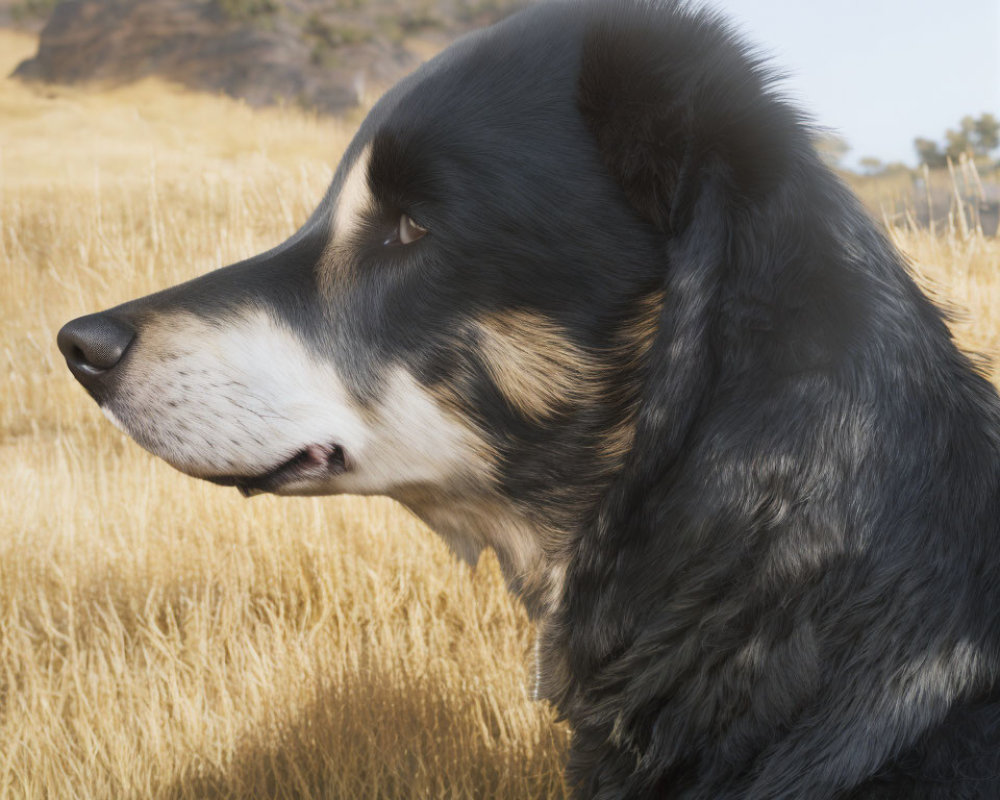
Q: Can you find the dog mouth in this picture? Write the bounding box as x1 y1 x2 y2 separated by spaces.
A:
205 443 349 497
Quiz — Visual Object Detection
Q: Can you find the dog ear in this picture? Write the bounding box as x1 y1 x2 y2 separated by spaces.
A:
575 2 805 487
577 2 799 235
556 6 814 690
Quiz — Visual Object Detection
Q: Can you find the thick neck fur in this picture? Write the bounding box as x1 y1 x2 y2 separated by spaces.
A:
542 161 1000 797
399 485 572 622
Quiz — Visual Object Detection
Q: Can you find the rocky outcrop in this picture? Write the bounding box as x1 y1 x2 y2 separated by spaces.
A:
13 0 523 112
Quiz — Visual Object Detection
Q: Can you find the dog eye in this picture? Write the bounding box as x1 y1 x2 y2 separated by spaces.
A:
387 213 428 246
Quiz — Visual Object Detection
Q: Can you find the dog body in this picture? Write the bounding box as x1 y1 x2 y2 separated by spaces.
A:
58 2 1000 796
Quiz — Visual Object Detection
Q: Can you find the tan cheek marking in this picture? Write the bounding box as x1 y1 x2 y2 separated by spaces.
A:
472 310 602 422
456 298 662 460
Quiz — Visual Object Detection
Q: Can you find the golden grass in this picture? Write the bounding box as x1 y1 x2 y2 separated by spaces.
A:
0 29 566 799
1 26 998 798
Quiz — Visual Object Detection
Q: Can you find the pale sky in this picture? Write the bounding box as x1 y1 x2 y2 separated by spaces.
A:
700 0 1000 168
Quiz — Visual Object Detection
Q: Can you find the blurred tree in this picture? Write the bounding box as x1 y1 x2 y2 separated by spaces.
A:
914 137 947 168
974 113 999 153
944 116 976 160
859 156 884 175
916 113 1000 167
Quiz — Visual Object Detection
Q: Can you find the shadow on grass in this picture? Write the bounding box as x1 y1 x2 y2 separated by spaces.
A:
161 665 570 799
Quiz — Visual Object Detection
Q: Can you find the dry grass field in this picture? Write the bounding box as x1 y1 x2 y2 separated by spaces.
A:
1 26 999 799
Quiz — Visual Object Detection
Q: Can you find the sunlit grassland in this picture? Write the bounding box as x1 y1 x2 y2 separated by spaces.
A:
0 29 566 799
1 26 999 799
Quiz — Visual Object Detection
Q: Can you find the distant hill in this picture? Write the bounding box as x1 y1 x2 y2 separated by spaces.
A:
11 0 525 113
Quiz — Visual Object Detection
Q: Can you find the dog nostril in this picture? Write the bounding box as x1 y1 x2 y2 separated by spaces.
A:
57 313 135 375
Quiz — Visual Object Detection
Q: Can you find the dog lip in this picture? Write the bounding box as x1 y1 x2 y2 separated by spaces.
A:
205 443 348 497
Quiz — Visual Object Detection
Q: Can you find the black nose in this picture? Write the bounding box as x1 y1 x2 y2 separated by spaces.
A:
57 313 135 382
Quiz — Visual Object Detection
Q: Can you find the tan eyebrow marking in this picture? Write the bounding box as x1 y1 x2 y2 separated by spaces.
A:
331 142 373 245
319 143 373 296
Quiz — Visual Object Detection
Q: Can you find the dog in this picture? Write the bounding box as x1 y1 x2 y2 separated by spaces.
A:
57 1 1000 796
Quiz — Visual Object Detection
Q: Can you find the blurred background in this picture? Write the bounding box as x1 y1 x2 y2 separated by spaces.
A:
2 0 998 231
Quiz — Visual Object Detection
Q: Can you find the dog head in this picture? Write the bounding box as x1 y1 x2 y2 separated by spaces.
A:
58 0 807 606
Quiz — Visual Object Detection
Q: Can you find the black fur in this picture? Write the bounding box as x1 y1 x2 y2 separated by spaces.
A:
546 2 1000 797
58 1 1000 795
